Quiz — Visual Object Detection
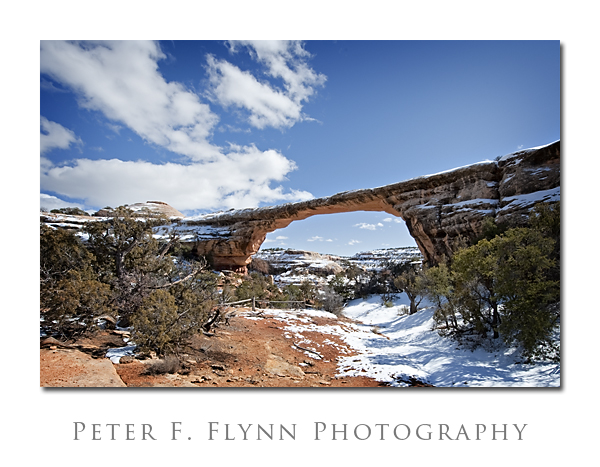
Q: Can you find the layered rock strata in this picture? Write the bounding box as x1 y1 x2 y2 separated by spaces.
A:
172 141 560 272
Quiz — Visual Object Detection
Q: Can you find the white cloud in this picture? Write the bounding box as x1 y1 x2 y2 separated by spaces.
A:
275 236 288 240
40 117 81 155
307 235 332 242
383 217 403 224
206 55 300 130
40 193 84 211
206 40 326 129
39 41 315 211
106 123 123 134
231 40 326 102
354 222 384 230
348 240 361 245
41 147 313 211
41 41 221 162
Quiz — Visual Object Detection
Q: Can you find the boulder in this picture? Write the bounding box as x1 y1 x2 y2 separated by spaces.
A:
40 349 126 387
265 355 305 378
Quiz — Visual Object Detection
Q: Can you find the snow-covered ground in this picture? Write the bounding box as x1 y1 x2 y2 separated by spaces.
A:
246 294 560 388
104 293 560 386
339 296 560 387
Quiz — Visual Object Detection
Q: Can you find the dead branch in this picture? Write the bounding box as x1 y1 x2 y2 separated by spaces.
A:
151 267 202 289
203 308 221 333
158 232 181 259
292 342 323 359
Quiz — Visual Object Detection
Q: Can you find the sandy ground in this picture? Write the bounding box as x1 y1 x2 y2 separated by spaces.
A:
40 308 392 388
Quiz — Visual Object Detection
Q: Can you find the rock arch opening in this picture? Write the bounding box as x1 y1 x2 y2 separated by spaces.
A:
260 211 416 257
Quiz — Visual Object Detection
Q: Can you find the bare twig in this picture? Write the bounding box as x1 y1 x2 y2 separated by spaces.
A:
150 267 202 289
220 298 253 306
292 342 323 359
157 230 182 259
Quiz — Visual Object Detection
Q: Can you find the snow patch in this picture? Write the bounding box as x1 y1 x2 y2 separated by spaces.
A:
338 296 559 387
499 187 560 212
105 345 136 364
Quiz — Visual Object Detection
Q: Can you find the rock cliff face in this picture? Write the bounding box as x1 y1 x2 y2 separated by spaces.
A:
173 141 560 272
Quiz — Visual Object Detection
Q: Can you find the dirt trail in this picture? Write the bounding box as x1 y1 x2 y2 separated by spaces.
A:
114 310 386 387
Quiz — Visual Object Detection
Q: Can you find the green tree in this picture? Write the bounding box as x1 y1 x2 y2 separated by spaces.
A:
424 204 560 359
529 201 560 282
132 272 218 356
328 272 356 300
392 262 426 315
281 284 303 302
493 227 559 359
43 270 114 338
83 207 177 323
40 225 114 337
131 289 180 355
83 207 173 281
451 239 503 338
40 224 94 284
235 272 277 301
41 208 219 355
50 207 90 216
299 280 318 303
423 262 459 332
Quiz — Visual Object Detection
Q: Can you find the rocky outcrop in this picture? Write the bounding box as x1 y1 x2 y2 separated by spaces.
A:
41 201 185 234
40 348 126 387
96 201 184 218
171 141 559 271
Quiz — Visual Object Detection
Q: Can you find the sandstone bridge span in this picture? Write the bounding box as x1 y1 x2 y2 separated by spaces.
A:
171 141 559 273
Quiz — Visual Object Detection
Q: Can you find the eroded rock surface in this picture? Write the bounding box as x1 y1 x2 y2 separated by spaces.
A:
96 200 184 218
40 348 126 387
173 141 559 270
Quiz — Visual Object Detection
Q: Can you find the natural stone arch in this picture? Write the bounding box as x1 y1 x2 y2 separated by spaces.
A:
174 142 560 272
182 194 405 272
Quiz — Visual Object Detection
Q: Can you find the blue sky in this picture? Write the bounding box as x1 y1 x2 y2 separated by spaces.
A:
40 40 559 256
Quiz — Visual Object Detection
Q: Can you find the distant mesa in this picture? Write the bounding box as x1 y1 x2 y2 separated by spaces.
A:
253 247 422 284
